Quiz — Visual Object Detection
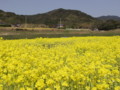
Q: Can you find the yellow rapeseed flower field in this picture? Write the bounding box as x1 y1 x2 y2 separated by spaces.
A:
0 36 120 90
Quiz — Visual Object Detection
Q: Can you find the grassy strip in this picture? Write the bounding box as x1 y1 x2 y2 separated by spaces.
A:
0 29 120 39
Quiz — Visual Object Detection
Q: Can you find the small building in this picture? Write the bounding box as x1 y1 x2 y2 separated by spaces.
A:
57 24 64 28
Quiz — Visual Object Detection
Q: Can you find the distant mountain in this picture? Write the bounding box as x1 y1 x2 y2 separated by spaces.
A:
0 8 95 28
97 15 120 21
28 8 95 28
0 10 25 24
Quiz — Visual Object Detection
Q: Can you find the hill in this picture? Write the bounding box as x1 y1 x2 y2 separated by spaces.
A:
97 15 120 21
28 8 95 28
0 10 25 24
0 8 95 28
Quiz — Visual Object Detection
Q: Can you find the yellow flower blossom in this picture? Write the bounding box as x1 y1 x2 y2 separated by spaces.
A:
115 86 120 90
62 81 69 87
0 36 120 89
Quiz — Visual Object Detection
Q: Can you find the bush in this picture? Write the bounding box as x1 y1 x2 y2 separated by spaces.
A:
92 20 120 31
0 24 11 27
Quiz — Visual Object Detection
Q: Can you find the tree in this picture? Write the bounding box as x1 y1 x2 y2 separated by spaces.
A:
93 20 120 30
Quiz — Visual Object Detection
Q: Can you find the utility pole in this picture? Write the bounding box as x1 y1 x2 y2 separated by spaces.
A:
59 18 62 28
24 15 27 28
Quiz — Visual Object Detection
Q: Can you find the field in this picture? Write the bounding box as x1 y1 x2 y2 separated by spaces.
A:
0 36 120 90
0 28 120 39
